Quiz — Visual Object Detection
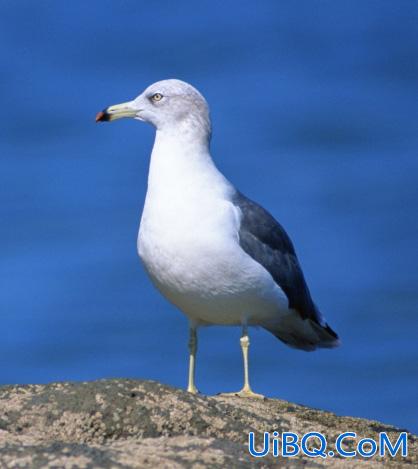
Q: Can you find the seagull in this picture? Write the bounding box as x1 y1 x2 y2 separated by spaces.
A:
96 79 339 398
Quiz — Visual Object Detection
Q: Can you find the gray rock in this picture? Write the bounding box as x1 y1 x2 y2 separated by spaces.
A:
0 379 415 468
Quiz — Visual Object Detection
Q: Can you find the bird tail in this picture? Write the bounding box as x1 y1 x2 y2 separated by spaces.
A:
262 315 340 352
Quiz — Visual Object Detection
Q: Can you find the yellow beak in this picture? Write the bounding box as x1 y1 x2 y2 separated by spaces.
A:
96 101 137 122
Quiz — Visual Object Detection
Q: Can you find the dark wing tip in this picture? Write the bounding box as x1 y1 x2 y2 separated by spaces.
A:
324 322 339 340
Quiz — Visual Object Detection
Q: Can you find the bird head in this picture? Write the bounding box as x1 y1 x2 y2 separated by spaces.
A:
96 79 211 137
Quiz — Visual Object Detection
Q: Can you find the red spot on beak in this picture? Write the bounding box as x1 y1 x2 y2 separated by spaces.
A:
95 111 106 122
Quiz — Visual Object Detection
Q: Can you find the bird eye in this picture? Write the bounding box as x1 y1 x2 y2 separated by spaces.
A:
151 93 163 102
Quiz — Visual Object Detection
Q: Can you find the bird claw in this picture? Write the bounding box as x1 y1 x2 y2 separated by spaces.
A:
187 386 200 394
217 388 265 399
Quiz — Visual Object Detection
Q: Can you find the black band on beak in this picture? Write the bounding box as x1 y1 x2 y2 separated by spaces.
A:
95 109 110 122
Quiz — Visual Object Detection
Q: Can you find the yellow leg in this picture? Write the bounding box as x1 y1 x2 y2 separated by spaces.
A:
187 325 199 394
218 325 265 399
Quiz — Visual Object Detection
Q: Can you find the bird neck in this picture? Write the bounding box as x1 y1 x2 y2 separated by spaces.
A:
146 128 222 197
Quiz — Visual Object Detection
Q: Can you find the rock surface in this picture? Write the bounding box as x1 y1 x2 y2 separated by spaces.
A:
0 379 415 468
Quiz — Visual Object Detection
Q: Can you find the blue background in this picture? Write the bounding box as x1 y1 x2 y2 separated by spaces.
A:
1 1 417 433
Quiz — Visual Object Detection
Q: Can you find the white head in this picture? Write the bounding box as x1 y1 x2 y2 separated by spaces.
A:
96 79 211 141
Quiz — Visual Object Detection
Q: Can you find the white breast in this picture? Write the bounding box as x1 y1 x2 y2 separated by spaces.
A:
137 132 288 326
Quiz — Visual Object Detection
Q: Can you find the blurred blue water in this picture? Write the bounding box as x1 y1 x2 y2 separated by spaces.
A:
1 1 417 433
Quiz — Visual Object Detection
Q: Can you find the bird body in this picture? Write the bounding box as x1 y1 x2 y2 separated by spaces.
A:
97 79 339 396
138 130 288 327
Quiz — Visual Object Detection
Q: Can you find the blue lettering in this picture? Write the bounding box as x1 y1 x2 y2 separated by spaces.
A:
248 432 270 457
272 432 279 457
336 432 356 457
357 438 377 457
301 432 327 458
379 432 408 457
282 432 299 457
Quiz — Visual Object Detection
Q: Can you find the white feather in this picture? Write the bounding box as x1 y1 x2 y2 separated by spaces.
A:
138 123 289 327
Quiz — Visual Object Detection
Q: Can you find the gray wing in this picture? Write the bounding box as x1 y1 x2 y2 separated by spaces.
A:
232 191 325 326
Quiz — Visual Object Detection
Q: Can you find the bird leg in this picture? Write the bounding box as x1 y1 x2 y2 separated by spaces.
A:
187 325 199 394
218 325 265 399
